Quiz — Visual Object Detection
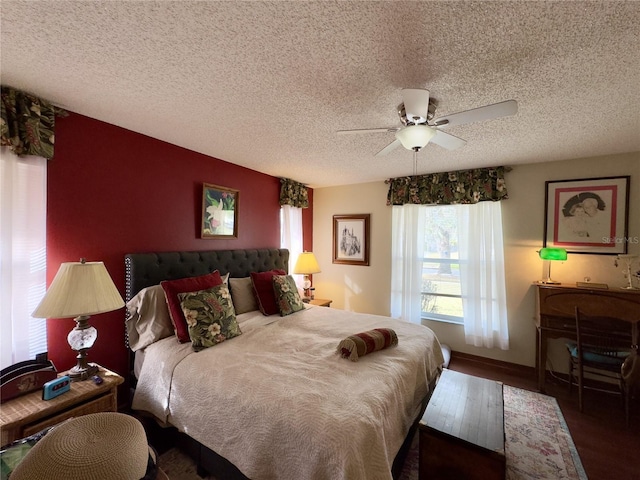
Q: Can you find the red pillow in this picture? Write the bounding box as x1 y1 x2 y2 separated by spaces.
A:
161 271 223 342
250 269 286 315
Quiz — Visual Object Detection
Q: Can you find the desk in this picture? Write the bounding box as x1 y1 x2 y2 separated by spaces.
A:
535 284 640 392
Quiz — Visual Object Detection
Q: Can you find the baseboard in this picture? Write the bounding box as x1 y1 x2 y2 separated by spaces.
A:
450 351 536 378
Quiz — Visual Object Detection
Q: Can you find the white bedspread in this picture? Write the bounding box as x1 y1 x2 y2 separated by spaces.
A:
133 305 444 480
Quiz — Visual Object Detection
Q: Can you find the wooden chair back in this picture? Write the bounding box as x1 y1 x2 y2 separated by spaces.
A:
575 307 633 366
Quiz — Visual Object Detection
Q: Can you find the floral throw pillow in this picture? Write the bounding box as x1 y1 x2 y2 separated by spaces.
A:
160 270 223 343
178 284 242 351
272 275 305 316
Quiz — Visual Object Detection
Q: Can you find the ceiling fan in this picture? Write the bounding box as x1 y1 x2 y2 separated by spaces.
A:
337 89 518 156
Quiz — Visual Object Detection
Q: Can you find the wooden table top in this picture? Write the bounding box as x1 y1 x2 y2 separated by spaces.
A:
421 369 505 455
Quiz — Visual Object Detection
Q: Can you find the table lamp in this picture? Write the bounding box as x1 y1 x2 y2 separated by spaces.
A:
537 248 567 285
293 252 321 299
32 259 124 381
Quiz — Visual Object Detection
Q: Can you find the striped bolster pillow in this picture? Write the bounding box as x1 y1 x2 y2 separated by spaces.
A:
337 328 398 362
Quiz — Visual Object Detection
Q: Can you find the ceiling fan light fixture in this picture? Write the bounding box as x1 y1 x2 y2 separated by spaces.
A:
395 125 436 151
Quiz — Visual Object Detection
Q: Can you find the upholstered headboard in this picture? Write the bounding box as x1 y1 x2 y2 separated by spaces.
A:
124 248 289 301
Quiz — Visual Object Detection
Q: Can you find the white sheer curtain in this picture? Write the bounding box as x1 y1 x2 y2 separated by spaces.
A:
0 147 48 369
280 205 304 288
390 204 425 324
457 201 509 349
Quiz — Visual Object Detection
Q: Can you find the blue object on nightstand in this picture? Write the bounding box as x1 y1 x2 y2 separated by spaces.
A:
42 376 70 400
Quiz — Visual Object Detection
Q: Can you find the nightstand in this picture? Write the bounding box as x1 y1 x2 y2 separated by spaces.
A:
0 365 123 446
309 298 332 307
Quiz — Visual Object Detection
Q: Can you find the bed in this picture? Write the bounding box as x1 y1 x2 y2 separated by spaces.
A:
125 248 444 480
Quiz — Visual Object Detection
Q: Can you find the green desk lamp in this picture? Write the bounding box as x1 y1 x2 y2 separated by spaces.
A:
538 248 567 284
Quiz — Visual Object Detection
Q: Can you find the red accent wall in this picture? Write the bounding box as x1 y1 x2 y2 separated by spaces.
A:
46 112 312 388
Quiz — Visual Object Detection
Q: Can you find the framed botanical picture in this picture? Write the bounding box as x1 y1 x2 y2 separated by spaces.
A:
201 183 239 238
333 214 370 265
543 176 630 254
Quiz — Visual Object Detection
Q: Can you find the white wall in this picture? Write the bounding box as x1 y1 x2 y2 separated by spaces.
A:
312 152 639 369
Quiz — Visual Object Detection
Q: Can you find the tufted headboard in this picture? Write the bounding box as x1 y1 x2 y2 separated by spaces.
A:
124 248 289 302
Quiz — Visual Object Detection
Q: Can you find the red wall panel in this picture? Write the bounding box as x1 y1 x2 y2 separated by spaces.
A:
46 113 306 386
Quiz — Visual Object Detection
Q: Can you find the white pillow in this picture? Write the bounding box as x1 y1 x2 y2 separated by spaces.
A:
125 285 174 351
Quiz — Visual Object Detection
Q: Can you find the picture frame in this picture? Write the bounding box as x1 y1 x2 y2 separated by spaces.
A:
333 214 370 265
543 176 630 254
201 183 239 239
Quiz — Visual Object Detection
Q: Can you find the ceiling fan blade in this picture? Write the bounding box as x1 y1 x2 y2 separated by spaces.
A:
433 100 518 127
401 88 430 124
430 129 467 150
375 139 402 156
337 127 399 135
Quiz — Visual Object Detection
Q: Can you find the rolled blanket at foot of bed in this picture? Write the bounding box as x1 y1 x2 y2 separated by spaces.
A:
337 328 398 361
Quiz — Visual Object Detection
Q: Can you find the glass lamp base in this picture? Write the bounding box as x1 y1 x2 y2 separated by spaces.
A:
67 315 99 381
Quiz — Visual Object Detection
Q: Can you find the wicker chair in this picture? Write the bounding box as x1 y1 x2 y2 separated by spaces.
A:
566 307 635 426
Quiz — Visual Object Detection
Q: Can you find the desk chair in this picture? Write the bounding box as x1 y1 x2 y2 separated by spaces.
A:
566 307 634 426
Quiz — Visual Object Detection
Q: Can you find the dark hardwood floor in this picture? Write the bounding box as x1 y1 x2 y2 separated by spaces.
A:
448 352 640 480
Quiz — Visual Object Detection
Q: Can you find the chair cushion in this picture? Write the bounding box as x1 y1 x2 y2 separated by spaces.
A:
566 341 630 366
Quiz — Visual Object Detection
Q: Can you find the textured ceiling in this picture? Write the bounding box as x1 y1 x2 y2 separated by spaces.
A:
1 1 638 188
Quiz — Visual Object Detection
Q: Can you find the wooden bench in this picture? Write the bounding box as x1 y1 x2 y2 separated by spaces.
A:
419 369 505 479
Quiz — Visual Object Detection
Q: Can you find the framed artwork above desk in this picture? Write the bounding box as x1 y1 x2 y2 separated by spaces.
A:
534 283 640 393
543 176 630 255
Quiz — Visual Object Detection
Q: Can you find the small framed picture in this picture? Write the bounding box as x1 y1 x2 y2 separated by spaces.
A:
201 183 239 239
543 176 630 254
333 214 370 266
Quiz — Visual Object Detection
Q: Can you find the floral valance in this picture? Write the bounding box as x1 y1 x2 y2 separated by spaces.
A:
1 85 67 159
386 166 509 205
279 178 309 208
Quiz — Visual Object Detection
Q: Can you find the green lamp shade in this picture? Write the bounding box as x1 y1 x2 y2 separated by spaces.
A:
539 248 567 261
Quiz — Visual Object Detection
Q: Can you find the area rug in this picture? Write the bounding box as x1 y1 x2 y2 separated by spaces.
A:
158 385 587 480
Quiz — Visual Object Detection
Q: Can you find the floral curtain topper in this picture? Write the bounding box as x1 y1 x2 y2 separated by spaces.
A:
386 166 509 206
1 85 67 159
279 178 309 208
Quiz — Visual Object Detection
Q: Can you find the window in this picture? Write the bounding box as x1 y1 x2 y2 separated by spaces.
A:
422 205 463 324
280 205 303 287
0 148 48 369
391 201 508 349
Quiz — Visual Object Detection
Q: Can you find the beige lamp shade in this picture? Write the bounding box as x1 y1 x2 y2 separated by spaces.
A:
32 260 124 318
293 252 321 275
